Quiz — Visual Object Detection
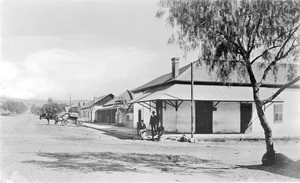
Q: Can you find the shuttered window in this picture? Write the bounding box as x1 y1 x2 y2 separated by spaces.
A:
274 104 283 123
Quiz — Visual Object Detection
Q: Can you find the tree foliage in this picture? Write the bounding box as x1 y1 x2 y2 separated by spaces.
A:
157 0 300 165
39 98 66 115
1 100 27 114
47 98 54 104
31 105 42 115
157 0 300 87
68 106 79 113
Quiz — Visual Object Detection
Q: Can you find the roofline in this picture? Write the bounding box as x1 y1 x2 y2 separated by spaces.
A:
133 99 284 103
81 93 115 109
131 80 300 93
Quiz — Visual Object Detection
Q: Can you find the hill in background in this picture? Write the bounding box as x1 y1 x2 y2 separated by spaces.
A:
0 97 83 107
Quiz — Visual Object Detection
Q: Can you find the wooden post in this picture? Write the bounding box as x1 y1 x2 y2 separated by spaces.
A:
191 62 194 138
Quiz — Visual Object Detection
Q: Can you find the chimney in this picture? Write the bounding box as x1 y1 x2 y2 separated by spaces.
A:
171 57 179 78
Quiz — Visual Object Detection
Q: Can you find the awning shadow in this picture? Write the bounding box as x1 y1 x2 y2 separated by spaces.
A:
237 153 300 179
84 125 136 140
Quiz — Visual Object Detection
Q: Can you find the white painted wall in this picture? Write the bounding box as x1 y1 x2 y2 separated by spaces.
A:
213 102 240 133
132 88 300 136
252 88 300 136
133 102 155 129
163 101 195 133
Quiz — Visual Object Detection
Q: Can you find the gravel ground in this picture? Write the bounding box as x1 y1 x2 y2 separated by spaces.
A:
0 113 299 182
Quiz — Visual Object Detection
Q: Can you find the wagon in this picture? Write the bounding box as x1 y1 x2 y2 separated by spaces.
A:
58 112 83 127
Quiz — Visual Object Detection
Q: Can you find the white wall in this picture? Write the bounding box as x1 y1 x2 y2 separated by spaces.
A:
213 102 240 133
252 88 300 136
163 101 195 133
134 101 242 134
133 101 195 133
133 102 155 129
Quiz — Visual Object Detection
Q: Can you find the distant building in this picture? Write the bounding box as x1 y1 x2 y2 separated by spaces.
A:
96 90 134 126
80 94 114 122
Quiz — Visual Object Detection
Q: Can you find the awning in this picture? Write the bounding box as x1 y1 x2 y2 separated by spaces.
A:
94 105 118 112
131 84 283 103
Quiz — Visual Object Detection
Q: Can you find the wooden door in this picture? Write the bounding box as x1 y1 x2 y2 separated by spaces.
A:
195 101 213 134
240 103 252 133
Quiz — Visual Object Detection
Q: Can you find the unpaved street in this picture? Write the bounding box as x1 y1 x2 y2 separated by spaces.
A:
1 113 299 182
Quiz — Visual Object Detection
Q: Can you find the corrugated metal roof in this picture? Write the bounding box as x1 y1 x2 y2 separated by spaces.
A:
81 94 114 109
95 105 118 111
131 84 283 103
104 90 132 107
131 61 300 93
131 64 191 92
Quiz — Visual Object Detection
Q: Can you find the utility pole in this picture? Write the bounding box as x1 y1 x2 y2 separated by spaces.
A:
191 61 194 139
69 94 71 106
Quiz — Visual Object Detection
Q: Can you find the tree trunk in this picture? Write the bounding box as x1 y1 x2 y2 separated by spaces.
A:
253 93 276 166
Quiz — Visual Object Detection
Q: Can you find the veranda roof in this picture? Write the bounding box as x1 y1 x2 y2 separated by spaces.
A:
131 84 283 103
94 105 118 112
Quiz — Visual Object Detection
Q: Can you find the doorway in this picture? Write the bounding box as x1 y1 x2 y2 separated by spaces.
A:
240 103 252 133
195 101 213 134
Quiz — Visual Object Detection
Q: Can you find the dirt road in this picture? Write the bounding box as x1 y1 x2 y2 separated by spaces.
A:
1 113 299 182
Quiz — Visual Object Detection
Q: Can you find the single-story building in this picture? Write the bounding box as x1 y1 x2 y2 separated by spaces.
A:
129 58 300 135
94 90 134 127
80 94 115 122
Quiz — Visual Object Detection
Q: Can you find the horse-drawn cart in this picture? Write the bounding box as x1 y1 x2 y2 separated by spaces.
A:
58 112 83 127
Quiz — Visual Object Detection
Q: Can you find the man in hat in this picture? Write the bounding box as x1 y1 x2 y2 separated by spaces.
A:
149 111 158 140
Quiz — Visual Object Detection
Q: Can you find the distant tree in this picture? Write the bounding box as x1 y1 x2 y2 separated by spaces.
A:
47 98 54 104
41 103 64 114
68 106 79 113
31 104 37 114
1 100 27 114
157 0 300 165
59 104 67 112
31 105 42 115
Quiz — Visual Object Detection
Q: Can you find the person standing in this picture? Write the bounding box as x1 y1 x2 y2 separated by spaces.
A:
149 111 158 140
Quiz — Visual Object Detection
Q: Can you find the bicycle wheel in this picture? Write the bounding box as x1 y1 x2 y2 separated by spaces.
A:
140 131 147 140
76 120 83 127
61 119 68 126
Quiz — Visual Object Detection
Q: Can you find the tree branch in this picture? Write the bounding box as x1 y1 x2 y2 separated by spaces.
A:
258 25 300 85
275 26 299 60
250 45 281 65
216 30 246 58
249 10 263 53
258 41 300 86
258 60 279 86
262 75 300 105
273 24 300 45
245 60 258 90
246 15 253 52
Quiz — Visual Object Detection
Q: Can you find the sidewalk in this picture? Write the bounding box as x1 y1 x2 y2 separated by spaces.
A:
83 122 139 139
83 122 300 142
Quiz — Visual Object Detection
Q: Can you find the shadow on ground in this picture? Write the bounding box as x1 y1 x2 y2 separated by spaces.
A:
84 125 136 140
101 129 135 140
238 153 300 179
23 152 233 175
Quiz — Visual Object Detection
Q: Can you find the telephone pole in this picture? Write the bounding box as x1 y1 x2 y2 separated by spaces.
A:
191 61 194 139
69 94 71 106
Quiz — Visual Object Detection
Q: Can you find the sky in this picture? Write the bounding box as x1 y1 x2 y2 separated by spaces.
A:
0 0 198 101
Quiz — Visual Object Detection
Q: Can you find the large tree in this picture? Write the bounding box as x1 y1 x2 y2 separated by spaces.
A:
157 0 300 165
